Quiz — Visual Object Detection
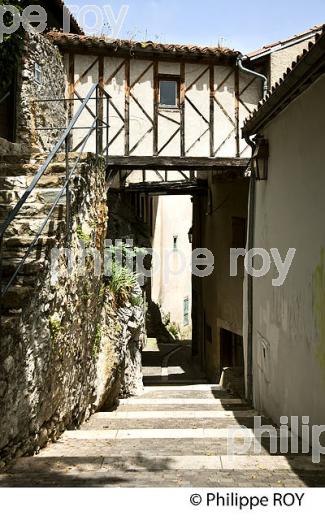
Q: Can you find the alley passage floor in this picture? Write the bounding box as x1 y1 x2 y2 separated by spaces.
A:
1 341 325 487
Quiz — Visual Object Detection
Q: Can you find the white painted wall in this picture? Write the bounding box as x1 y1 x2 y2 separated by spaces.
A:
250 75 325 429
270 38 317 87
65 54 260 158
151 195 193 334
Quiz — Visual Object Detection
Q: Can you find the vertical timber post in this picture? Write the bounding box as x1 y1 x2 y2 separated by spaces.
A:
125 59 130 156
180 62 186 158
153 59 159 157
235 67 240 158
98 57 104 156
209 64 215 157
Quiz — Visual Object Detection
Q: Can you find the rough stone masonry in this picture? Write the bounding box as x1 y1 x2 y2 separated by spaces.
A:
0 31 145 467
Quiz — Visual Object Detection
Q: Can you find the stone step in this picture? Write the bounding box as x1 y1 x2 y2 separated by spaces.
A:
3 219 65 238
0 202 66 219
96 410 258 419
119 397 245 405
0 154 37 165
0 155 87 178
32 437 278 457
3 235 57 249
1 285 34 310
1 258 46 276
0 175 65 191
1 467 321 488
1 315 21 332
113 403 251 412
80 417 271 430
8 454 325 475
0 189 66 206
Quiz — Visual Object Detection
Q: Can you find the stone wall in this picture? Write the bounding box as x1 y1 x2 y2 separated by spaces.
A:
0 154 145 467
15 31 66 153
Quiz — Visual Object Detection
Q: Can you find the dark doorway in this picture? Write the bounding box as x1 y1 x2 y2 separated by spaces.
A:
220 328 244 369
0 84 16 142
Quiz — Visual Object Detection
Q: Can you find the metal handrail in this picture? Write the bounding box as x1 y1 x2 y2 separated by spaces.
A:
0 83 110 298
0 91 10 105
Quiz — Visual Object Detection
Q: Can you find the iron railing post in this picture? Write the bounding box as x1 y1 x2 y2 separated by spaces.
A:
95 85 100 157
65 136 71 241
106 94 109 166
0 236 3 337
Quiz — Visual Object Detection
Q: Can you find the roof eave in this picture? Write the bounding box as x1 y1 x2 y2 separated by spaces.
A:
46 33 239 62
242 31 325 137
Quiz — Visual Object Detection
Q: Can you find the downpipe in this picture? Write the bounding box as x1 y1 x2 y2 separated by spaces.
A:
237 54 268 98
237 54 267 403
245 134 256 404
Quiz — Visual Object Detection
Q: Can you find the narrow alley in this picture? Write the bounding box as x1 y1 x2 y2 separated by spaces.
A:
1 343 325 488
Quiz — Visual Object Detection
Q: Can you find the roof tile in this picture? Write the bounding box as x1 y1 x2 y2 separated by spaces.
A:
47 32 238 59
242 24 325 133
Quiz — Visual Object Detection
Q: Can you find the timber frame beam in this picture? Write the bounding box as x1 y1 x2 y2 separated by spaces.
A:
110 180 208 195
105 156 249 171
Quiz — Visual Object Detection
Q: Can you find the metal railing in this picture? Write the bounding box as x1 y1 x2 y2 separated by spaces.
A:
0 91 10 106
0 83 110 299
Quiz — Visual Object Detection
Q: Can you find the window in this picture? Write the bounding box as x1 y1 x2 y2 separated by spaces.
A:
34 63 42 85
159 76 179 108
183 297 190 326
173 235 178 250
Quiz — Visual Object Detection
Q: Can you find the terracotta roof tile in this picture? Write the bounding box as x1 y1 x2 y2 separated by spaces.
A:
47 32 238 59
247 23 323 58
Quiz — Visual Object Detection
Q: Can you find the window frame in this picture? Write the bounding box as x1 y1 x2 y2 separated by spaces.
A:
158 74 180 110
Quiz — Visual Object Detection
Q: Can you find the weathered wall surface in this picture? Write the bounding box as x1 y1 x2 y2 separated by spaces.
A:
0 154 145 467
95 285 145 410
250 75 325 428
270 38 317 87
195 174 249 381
16 32 66 153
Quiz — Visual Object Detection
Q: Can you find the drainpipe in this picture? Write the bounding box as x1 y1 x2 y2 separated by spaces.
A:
237 54 267 403
237 54 268 98
245 134 256 404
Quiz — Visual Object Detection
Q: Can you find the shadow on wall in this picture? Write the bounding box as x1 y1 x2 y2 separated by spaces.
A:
145 300 175 344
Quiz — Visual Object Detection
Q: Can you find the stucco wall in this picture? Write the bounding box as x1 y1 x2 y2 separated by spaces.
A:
251 75 325 429
198 175 249 381
67 54 260 158
151 194 192 336
270 38 316 87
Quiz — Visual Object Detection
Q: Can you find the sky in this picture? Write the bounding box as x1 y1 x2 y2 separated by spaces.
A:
66 0 325 53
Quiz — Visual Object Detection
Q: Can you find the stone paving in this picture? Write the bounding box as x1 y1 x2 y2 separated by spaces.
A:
1 342 325 487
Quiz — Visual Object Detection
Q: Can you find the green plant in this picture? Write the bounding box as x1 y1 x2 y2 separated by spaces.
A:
168 321 181 340
108 264 137 307
92 323 102 357
129 294 143 307
49 316 61 342
76 226 92 246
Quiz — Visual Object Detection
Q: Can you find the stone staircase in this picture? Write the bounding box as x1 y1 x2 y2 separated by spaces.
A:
0 153 69 326
2 341 325 486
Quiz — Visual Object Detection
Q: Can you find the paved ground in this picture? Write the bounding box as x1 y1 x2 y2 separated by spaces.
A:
1 341 325 487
